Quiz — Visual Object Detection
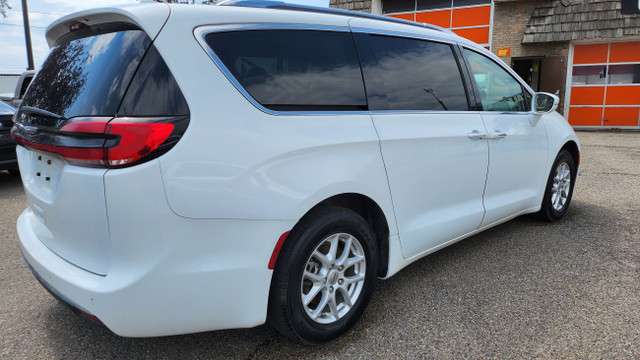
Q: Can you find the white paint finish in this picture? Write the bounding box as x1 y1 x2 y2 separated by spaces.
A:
371 112 488 258
159 110 394 223
158 104 387 217
384 204 539 278
45 3 170 47
480 113 549 226
19 213 294 337
19 159 295 336
99 160 294 336
14 3 582 337
542 112 581 168
154 12 397 231
17 146 111 275
381 234 402 278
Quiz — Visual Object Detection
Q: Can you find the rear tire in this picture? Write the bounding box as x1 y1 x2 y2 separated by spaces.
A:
267 206 378 344
536 150 576 221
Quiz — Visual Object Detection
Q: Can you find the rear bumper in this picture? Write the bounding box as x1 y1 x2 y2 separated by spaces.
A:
22 251 104 325
18 208 294 337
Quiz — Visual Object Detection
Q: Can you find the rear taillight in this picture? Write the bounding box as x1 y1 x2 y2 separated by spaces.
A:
12 116 186 168
105 122 174 167
13 40 189 167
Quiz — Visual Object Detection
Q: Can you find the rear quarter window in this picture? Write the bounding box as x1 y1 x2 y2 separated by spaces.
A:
205 30 367 111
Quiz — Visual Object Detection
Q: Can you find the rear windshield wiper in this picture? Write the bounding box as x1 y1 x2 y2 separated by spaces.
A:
20 106 63 119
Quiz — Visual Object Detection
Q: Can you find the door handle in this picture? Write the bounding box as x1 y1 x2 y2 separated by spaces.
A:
467 130 488 140
486 130 508 139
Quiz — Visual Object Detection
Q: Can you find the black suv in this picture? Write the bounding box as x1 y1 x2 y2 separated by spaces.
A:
0 101 18 175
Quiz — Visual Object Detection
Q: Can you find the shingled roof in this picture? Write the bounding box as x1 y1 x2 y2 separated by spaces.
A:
523 0 640 43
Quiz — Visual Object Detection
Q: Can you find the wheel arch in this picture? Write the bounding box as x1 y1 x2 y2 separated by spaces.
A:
280 193 390 278
560 140 580 170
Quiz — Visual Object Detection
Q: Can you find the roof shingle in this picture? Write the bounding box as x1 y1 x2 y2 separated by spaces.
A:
523 0 640 43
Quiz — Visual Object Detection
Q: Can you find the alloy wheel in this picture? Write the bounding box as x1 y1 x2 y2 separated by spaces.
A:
300 233 366 324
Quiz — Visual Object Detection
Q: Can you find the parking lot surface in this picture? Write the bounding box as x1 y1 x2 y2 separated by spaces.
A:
1 131 639 359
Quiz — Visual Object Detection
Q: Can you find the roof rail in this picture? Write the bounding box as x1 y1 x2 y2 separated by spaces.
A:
215 0 446 32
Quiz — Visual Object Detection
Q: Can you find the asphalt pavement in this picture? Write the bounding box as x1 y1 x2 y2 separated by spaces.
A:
1 130 639 359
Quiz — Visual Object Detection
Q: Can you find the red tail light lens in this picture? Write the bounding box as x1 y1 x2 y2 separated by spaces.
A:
59 121 108 134
105 122 174 166
13 117 184 168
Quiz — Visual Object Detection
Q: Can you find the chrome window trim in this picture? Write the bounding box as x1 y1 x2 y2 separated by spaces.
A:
370 110 531 115
194 24 520 116
194 24 370 116
350 27 454 45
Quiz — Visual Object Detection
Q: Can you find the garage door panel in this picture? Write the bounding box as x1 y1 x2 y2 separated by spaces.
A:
603 107 640 127
384 2 492 46
573 44 608 64
452 27 489 44
416 10 451 27
605 86 640 105
570 86 605 105
568 107 603 126
388 13 414 21
609 42 640 63
452 6 491 27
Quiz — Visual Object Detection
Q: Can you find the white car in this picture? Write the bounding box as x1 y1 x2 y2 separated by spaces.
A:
13 0 579 343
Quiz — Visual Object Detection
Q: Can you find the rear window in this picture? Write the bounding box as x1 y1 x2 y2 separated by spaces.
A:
21 30 151 118
205 30 367 111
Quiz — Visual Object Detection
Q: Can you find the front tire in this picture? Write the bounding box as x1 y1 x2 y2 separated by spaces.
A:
267 206 378 344
536 150 576 221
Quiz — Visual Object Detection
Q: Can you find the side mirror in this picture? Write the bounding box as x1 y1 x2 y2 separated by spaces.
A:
532 92 559 114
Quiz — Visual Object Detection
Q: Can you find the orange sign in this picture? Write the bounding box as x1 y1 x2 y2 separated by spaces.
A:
497 47 511 57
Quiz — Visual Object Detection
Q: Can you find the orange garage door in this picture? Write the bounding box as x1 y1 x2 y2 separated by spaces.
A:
569 42 640 128
384 0 493 48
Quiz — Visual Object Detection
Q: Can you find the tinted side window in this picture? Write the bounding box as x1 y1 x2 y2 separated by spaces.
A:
119 45 189 116
206 30 367 111
463 49 531 112
369 35 468 111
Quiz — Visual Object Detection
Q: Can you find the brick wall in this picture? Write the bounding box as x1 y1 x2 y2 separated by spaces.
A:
492 0 570 113
330 0 372 13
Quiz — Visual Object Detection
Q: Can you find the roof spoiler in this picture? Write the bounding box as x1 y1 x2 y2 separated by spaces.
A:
45 3 170 48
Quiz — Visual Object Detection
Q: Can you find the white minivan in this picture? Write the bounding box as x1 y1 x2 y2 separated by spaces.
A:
13 0 579 343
